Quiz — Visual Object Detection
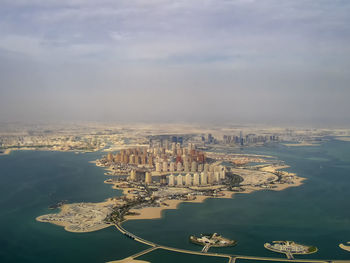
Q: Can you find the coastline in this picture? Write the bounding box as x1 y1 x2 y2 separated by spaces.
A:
36 199 120 233
283 142 320 147
117 166 306 222
37 160 306 232
0 149 12 156
339 243 350 252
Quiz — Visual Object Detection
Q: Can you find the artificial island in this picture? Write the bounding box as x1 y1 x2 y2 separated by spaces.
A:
37 135 304 232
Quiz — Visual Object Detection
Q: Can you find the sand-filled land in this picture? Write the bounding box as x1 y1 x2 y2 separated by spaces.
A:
37 162 305 231
36 199 119 233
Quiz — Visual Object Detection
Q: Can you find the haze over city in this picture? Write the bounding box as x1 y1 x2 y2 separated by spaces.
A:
1 0 350 125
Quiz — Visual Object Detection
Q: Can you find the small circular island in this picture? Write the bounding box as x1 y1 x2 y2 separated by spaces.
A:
189 233 237 252
264 241 317 259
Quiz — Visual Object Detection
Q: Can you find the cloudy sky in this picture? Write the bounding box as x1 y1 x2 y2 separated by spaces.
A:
0 0 350 125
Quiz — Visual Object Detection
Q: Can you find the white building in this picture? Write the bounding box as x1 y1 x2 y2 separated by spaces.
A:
169 162 175 172
204 163 209 172
177 174 183 186
184 161 190 172
162 160 168 172
214 171 220 183
220 167 226 179
156 162 161 172
201 172 207 185
208 171 215 184
185 173 192 186
176 162 183 172
145 172 152 184
193 173 200 185
168 174 175 186
191 161 197 172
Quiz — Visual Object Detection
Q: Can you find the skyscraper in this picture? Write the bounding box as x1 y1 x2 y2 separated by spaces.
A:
185 173 192 186
177 174 183 186
130 170 137 181
201 172 207 185
191 161 197 172
193 173 200 185
168 174 175 186
163 160 168 172
145 172 152 184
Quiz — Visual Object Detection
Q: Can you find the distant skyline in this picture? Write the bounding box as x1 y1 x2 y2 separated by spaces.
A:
1 0 350 125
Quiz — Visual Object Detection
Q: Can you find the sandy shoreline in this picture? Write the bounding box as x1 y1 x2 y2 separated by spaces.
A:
36 199 119 233
283 142 320 147
339 243 350 252
0 149 12 155
120 173 306 222
37 162 305 232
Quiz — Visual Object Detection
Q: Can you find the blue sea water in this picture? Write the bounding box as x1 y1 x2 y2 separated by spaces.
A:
0 140 350 262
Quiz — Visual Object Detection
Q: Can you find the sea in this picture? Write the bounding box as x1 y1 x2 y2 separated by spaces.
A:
0 138 349 263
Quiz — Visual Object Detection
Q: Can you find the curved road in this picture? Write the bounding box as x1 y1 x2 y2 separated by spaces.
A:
114 223 340 263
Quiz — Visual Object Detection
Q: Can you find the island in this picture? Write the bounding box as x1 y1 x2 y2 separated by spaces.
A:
189 233 237 252
264 241 317 259
37 136 306 232
339 242 350 252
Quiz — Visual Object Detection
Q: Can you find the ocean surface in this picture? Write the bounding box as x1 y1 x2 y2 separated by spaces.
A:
0 139 350 262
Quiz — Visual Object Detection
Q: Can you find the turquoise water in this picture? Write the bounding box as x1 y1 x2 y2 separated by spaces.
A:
0 151 147 263
0 140 350 262
125 140 350 261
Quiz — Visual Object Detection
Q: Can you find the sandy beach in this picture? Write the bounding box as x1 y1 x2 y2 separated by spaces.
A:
36 199 119 233
0 149 12 156
283 142 320 147
108 164 306 223
339 243 350 252
107 258 150 263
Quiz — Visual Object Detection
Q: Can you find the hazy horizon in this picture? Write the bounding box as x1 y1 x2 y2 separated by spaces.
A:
1 0 350 125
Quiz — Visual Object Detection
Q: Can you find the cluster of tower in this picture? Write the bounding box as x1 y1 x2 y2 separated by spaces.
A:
107 147 154 166
168 167 226 187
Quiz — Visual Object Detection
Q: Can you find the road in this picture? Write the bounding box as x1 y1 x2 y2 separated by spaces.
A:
114 223 339 263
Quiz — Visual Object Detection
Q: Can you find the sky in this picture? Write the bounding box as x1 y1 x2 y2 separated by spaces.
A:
0 0 350 126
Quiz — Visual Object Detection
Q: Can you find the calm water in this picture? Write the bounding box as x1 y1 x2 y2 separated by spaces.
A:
1 140 350 262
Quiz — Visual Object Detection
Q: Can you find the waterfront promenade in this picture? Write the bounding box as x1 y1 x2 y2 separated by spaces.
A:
113 223 344 263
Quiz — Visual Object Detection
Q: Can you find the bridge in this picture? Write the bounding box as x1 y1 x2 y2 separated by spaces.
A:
113 223 342 263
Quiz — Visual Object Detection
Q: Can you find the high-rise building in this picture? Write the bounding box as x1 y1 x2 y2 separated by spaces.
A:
193 173 200 185
201 172 207 185
163 161 168 172
177 174 183 186
185 173 192 186
184 161 190 172
214 171 220 183
176 162 183 172
130 170 137 181
156 162 161 172
198 164 203 172
188 143 193 152
191 161 197 172
148 156 153 167
160 175 167 185
145 172 152 184
208 171 215 184
107 153 114 162
220 167 226 179
169 162 175 172
129 154 135 164
209 165 215 172
168 174 175 186
204 163 209 172
171 142 176 154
